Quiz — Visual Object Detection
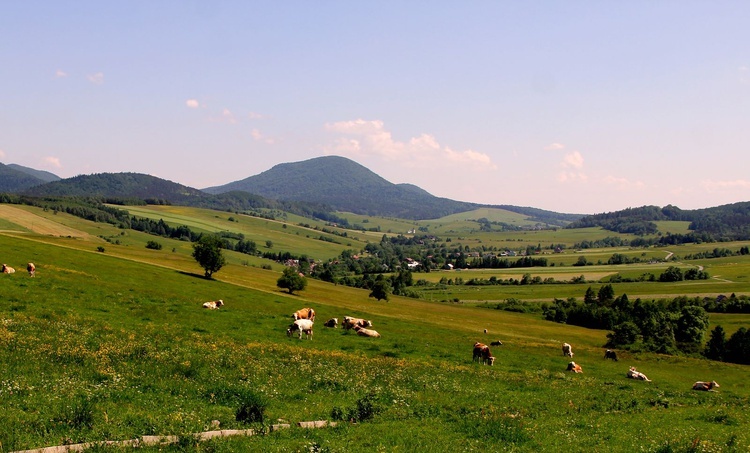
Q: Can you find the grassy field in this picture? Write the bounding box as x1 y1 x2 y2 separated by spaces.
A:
1 204 749 452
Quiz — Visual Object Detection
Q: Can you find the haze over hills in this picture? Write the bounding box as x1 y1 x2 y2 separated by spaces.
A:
3 155 750 237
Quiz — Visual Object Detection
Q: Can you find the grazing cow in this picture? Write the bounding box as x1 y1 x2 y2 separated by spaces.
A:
562 343 574 358
692 380 719 391
343 316 372 330
490 340 503 346
1 264 15 274
27 263 36 277
472 342 495 366
293 307 316 322
323 318 338 328
626 367 651 382
353 325 381 338
566 361 583 373
202 300 224 309
604 349 618 361
287 319 314 340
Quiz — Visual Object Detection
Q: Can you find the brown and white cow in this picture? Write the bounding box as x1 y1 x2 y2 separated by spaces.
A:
566 361 583 373
2 264 15 274
562 343 574 358
353 325 381 338
626 367 651 382
692 380 719 391
27 262 36 277
323 318 338 328
202 300 224 309
293 307 316 322
473 342 495 366
343 316 372 330
287 319 314 340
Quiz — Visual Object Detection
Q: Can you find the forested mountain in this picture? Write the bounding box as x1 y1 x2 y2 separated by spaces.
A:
568 203 750 240
22 173 208 203
0 162 56 192
203 155 481 220
6 164 60 183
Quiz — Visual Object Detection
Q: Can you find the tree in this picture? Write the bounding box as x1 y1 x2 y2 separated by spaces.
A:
606 321 640 347
584 286 597 305
725 327 750 365
369 275 391 301
598 284 615 305
192 234 226 278
674 305 709 352
277 266 307 294
704 325 726 361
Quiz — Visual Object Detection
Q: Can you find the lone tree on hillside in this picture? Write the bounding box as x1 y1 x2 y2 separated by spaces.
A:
369 276 392 302
277 266 307 295
192 234 226 278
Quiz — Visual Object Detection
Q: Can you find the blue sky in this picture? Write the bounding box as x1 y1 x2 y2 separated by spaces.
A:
2 1 749 214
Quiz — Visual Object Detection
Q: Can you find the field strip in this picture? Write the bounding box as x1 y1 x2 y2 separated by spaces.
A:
0 205 90 238
10 421 335 453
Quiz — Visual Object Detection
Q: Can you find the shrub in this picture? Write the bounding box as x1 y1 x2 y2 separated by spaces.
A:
235 391 267 424
146 240 163 250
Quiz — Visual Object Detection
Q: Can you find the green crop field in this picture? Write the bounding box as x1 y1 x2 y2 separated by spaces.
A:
1 204 749 452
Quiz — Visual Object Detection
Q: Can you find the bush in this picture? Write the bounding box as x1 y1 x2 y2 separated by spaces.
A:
235 391 267 424
146 240 163 250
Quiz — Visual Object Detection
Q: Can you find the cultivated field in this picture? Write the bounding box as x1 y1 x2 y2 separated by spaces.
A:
1 204 749 452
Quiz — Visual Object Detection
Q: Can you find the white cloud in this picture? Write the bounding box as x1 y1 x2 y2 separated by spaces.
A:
87 72 104 85
701 179 750 191
248 111 266 120
544 142 565 151
0 149 5 158
250 128 275 144
323 119 496 170
602 175 646 190
561 151 584 169
185 99 200 108
210 108 237 124
557 171 588 183
43 156 62 168
55 69 67 78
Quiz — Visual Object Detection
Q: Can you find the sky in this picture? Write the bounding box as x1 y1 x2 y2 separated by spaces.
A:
2 1 749 214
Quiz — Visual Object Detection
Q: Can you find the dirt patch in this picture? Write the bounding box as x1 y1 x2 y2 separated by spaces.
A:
0 205 89 238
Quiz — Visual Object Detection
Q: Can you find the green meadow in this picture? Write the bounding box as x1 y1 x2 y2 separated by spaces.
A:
1 204 749 452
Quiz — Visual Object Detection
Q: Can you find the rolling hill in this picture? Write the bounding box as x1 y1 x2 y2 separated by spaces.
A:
203 155 481 220
0 162 57 192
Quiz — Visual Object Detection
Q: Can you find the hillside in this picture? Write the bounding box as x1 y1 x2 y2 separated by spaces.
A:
568 203 750 240
0 162 54 192
203 155 481 220
7 163 61 183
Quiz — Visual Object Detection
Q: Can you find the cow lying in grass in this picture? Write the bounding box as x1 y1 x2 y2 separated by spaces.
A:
692 380 719 391
473 342 495 366
2 264 15 274
566 361 583 373
353 325 380 338
202 300 224 309
627 367 651 382
287 319 314 340
343 316 372 330
323 318 338 328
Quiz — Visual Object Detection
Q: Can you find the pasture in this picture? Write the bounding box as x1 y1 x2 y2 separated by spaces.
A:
1 205 749 452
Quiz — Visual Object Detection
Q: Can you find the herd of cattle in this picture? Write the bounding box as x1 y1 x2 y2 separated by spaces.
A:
1 262 35 276
285 307 380 339
201 301 721 392
472 338 719 391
